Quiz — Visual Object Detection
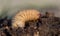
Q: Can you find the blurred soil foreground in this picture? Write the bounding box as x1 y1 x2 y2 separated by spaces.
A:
0 12 60 36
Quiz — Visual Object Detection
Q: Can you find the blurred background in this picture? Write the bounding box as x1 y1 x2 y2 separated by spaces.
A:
0 0 60 36
0 0 60 19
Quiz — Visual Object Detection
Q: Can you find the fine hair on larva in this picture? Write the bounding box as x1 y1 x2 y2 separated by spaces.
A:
12 9 41 29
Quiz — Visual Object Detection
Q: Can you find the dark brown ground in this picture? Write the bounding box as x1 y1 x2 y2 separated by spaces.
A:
0 16 60 36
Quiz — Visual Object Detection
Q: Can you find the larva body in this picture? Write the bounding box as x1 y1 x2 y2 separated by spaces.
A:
12 9 41 29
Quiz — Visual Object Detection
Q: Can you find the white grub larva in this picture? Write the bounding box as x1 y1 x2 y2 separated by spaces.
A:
12 9 41 29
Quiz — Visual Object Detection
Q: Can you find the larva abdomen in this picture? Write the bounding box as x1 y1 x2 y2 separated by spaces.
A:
12 9 41 28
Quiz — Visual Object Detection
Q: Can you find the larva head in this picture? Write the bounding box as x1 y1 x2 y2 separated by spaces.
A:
12 21 25 29
12 23 18 29
17 21 25 28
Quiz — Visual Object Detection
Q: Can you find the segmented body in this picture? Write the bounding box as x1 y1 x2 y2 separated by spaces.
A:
12 9 40 28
